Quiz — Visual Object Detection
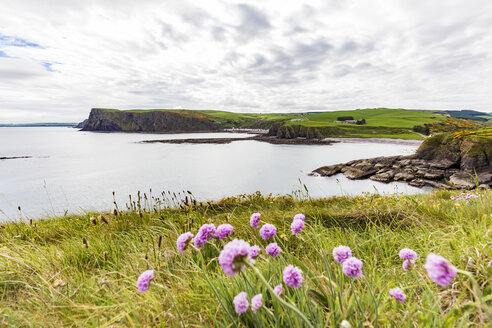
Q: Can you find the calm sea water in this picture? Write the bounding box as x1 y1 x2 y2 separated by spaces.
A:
0 127 429 220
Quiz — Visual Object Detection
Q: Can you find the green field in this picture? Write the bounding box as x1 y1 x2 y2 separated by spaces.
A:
1 190 490 326
202 108 452 139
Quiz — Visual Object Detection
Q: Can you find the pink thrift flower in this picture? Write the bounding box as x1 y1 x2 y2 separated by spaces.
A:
249 245 261 258
176 232 194 253
136 270 154 293
333 245 352 264
399 248 417 260
424 253 457 287
293 213 305 221
389 287 406 303
342 257 363 279
283 264 303 288
291 219 305 235
402 259 415 271
251 294 263 313
259 223 276 240
218 239 251 277
194 223 215 249
233 292 249 314
250 213 260 228
265 242 281 257
215 223 234 239
273 284 283 296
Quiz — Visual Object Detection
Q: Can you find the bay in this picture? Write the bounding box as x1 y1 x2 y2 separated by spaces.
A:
0 127 429 220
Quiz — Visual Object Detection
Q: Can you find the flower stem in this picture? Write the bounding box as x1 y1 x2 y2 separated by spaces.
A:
246 262 314 328
457 269 492 322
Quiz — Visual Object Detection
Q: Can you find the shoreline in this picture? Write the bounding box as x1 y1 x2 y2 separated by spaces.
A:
324 137 424 145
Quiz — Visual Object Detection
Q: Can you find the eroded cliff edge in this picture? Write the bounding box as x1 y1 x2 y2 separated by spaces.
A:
312 133 492 189
81 108 222 132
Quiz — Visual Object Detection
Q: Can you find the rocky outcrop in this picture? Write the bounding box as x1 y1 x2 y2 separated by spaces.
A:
141 135 337 145
0 156 32 160
74 119 87 129
311 134 492 189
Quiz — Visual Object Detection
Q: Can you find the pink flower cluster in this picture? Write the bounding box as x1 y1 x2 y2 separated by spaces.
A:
283 264 303 288
266 242 281 257
259 223 277 240
291 213 305 235
219 239 252 277
194 223 216 249
136 270 154 293
233 292 263 314
399 248 417 271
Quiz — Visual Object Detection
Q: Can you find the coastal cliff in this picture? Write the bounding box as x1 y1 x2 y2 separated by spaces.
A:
82 108 223 132
312 133 492 189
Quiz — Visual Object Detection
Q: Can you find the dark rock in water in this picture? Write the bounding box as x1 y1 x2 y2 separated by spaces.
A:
0 156 32 160
343 167 378 179
141 135 337 146
312 164 343 176
311 133 492 190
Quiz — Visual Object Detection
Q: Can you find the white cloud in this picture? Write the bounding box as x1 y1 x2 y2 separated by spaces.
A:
0 0 491 123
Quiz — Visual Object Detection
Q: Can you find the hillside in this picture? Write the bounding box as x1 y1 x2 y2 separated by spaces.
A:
0 190 490 326
80 107 491 139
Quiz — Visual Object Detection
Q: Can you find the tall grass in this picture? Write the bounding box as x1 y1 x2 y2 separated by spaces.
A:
0 190 490 327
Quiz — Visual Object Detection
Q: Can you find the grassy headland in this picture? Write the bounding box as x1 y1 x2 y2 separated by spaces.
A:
80 107 491 139
1 190 491 327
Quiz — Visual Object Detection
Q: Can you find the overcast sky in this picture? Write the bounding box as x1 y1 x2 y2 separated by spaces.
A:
1 0 492 123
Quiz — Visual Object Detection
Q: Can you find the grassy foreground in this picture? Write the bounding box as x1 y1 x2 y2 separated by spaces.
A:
0 190 491 327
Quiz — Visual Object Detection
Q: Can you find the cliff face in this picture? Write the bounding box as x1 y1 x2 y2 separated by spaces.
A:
416 134 491 172
82 108 221 132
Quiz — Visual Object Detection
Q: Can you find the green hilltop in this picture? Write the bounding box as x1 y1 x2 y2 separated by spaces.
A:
80 107 491 139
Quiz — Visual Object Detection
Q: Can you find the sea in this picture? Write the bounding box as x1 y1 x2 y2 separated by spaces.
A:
0 127 429 220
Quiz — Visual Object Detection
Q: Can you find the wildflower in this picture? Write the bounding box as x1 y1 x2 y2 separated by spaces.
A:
251 294 263 313
399 248 417 260
259 223 276 240
333 245 352 264
136 270 154 293
283 264 303 288
424 253 457 287
176 232 194 253
219 239 251 277
340 320 352 328
233 292 249 314
265 242 281 257
402 259 415 271
215 224 234 240
342 257 363 279
250 213 261 228
293 213 305 221
273 284 283 296
194 223 215 249
249 245 261 258
291 219 305 235
389 287 406 303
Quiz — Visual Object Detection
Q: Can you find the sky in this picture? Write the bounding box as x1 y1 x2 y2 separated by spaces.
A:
1 0 492 123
